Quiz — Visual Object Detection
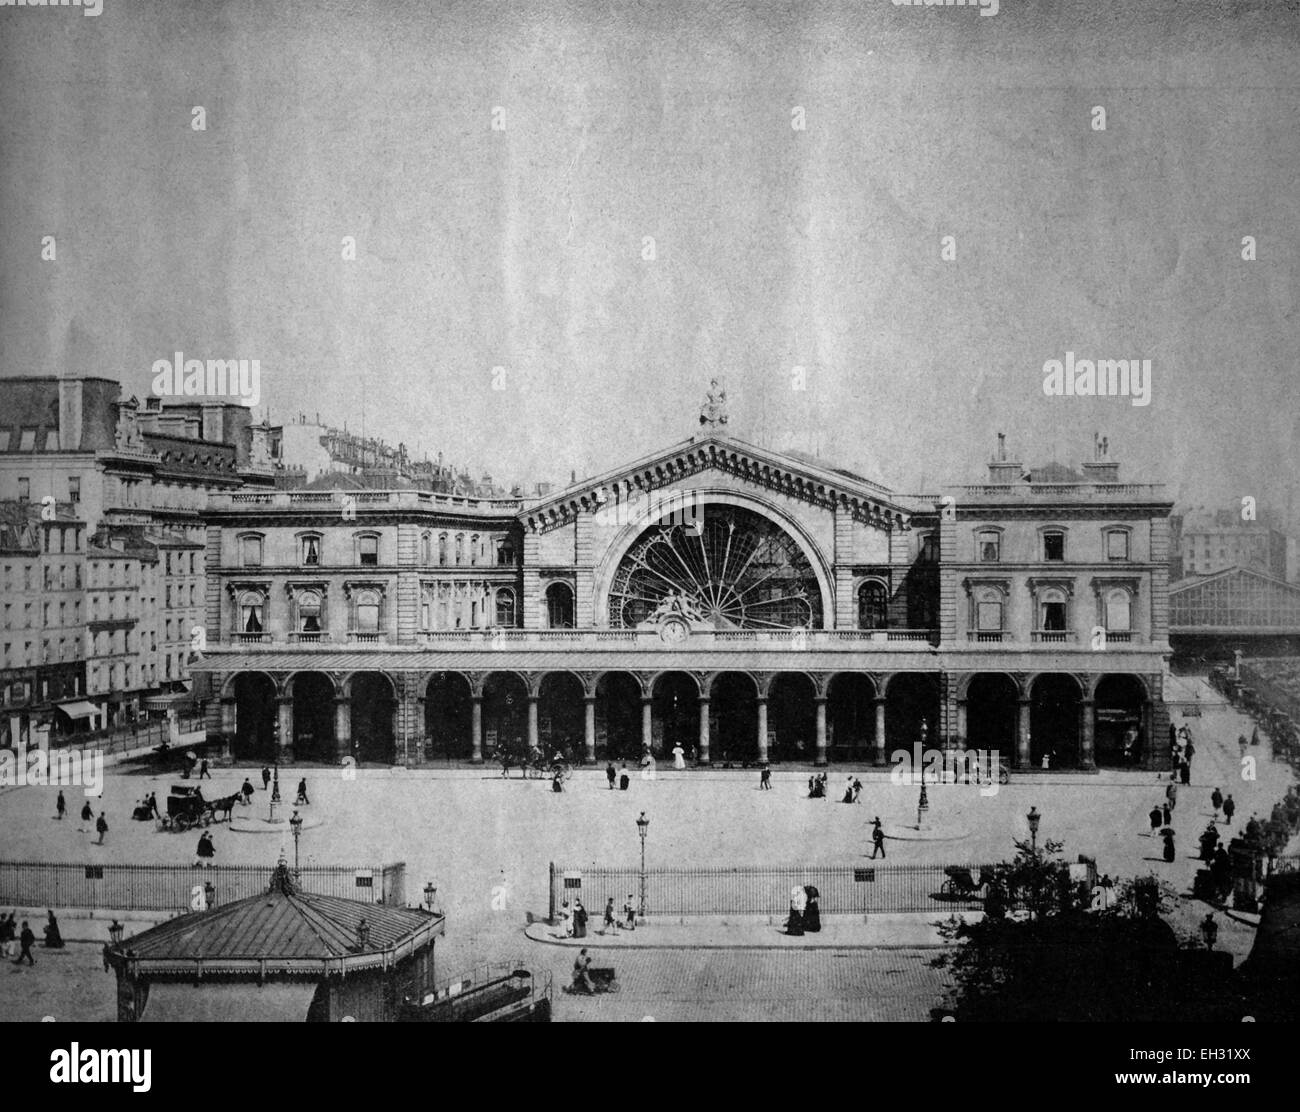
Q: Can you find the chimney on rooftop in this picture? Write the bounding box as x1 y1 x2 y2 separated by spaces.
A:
988 433 1023 484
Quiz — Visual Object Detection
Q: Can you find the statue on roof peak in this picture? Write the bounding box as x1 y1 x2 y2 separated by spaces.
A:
699 378 728 429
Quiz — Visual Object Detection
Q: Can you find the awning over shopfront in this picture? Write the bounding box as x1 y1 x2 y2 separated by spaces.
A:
139 980 319 1022
55 700 102 721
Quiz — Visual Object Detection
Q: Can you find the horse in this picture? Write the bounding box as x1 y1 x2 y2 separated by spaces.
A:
206 793 242 824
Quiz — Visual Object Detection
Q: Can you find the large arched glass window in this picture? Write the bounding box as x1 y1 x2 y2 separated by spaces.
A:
858 581 888 629
496 587 516 628
355 590 380 633
546 582 575 629
1105 588 1132 632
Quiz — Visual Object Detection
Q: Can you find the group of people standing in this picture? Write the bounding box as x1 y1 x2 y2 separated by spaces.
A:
785 886 821 936
1167 724 1196 785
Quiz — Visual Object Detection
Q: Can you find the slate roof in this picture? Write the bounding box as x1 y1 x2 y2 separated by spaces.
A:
107 862 443 978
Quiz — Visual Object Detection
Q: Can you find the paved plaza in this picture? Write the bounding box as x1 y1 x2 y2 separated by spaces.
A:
0 681 1292 1019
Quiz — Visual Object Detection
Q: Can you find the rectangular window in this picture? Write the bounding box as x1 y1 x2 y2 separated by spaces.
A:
241 536 263 566
359 535 378 566
976 601 1002 630
1106 531 1129 560
1041 601 1067 631
1043 532 1065 561
977 532 1000 562
68 475 80 503
302 536 321 566
17 477 30 502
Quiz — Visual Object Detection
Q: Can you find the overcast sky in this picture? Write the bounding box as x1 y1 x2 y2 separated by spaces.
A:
2 0 1298 521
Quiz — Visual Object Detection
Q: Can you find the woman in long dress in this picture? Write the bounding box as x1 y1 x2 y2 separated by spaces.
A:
672 744 685 770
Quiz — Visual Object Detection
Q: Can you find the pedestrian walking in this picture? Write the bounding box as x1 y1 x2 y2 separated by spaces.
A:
1223 794 1236 825
42 910 64 949
55 791 66 820
1250 726 1260 747
95 811 108 845
759 763 772 790
606 762 616 790
558 900 573 938
1160 827 1177 863
1179 760 1191 786
870 817 886 859
1165 781 1177 810
195 829 215 866
1211 787 1223 817
1148 805 1163 832
295 778 310 805
1238 734 1249 759
79 800 93 831
672 744 686 771
1161 802 1172 827
603 897 616 934
623 894 637 930
619 766 630 791
13 921 35 966
261 765 271 790
573 899 588 939
852 778 863 803
198 758 211 780
1184 738 1195 765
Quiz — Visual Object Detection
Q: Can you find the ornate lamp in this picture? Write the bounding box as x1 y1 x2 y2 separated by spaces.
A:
1027 806 1042 852
636 811 650 918
423 881 438 913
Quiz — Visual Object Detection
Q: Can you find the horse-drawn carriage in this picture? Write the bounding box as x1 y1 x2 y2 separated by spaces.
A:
940 865 997 900
158 784 241 832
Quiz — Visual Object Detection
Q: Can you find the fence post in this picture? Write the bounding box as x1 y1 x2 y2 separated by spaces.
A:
548 862 555 925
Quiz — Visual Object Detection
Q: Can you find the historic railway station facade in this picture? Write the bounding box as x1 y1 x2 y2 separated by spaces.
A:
195 431 1174 771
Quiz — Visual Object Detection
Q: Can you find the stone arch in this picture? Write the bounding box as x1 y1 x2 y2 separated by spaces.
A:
591 487 836 628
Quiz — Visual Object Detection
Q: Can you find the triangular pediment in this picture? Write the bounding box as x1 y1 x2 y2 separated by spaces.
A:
519 434 914 532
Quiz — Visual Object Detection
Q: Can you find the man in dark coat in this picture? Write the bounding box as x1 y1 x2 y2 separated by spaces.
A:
56 791 66 820
241 778 255 804
95 812 108 845
606 762 616 789
871 817 887 859
1223 794 1236 825
13 921 36 965
261 765 271 790
1149 805 1163 832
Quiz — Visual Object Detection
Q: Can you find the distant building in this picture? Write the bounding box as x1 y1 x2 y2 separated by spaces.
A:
1177 507 1292 582
1169 566 1300 661
0 375 273 733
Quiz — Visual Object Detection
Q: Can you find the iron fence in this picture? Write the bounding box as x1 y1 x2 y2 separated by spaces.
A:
0 860 405 912
549 862 993 919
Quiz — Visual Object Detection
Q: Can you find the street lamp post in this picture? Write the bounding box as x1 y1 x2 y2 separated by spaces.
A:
1027 806 1041 854
423 881 438 913
917 721 930 828
289 809 303 876
636 811 650 919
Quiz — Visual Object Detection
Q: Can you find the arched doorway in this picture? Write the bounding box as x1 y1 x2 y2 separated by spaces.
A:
595 672 641 762
482 672 529 760
768 673 816 763
1094 674 1148 768
290 672 336 762
538 672 585 762
1030 674 1082 769
652 672 698 761
886 673 941 752
964 673 1019 764
828 673 876 762
231 672 277 762
425 672 472 761
710 672 758 765
351 672 396 764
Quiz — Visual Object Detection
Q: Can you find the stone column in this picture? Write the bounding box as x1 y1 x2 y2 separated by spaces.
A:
1141 684 1155 772
1017 697 1032 769
527 694 539 753
697 696 711 766
470 695 483 764
220 696 236 758
277 696 294 758
1080 698 1096 770
333 696 351 760
640 696 653 754
956 699 968 748
814 696 828 767
873 698 887 766
583 695 597 764
756 696 769 763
